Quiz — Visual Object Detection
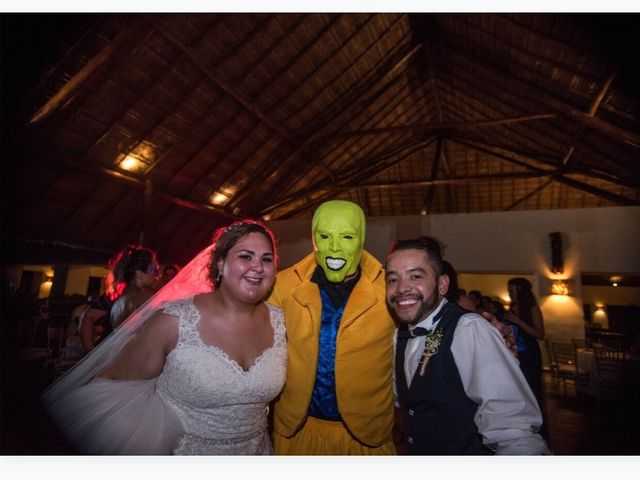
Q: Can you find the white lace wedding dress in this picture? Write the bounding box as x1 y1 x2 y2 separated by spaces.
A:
46 297 287 455
157 297 287 454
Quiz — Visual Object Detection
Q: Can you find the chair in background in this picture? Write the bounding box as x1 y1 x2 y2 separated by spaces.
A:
45 324 80 382
43 324 79 383
547 340 588 397
18 323 64 386
592 331 625 352
44 325 64 371
571 338 586 349
592 344 629 405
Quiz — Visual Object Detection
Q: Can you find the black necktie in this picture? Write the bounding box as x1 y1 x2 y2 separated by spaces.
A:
397 327 429 339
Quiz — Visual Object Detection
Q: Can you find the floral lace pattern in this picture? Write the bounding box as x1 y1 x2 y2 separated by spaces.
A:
156 297 287 455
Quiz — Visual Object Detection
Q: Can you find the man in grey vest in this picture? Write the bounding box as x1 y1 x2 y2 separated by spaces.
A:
386 236 550 455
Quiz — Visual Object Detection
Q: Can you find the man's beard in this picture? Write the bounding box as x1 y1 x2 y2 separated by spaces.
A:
387 291 441 326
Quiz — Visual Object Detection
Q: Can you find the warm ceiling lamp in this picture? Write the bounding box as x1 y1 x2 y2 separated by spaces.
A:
209 185 238 206
119 155 145 173
609 275 623 287
550 280 570 296
209 191 231 206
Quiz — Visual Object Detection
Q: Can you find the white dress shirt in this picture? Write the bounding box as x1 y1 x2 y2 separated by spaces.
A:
393 298 550 455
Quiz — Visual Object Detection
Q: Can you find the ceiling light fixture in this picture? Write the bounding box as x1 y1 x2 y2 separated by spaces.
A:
209 184 238 207
609 275 623 287
209 191 231 206
118 155 145 173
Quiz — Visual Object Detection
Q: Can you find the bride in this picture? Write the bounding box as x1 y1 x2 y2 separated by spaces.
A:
43 220 287 455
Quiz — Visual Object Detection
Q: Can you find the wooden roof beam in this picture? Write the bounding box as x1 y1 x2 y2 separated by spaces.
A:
588 68 618 118
261 138 432 215
505 179 555 211
550 174 639 206
152 18 298 147
344 171 553 189
423 136 442 214
449 135 639 190
29 16 153 126
264 137 436 218
449 137 639 206
561 68 617 166
235 39 424 209
436 41 640 149
37 148 236 218
319 113 557 142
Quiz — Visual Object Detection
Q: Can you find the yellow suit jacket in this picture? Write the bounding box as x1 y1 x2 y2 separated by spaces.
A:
269 251 396 447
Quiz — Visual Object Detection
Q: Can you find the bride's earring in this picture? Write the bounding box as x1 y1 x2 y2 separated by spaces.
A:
215 272 222 284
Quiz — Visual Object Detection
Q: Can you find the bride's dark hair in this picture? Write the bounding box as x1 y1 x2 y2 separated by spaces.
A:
207 219 279 289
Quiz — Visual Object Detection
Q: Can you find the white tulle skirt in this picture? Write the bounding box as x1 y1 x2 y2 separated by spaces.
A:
46 377 183 455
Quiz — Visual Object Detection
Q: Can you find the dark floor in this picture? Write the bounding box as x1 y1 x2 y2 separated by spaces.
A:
2 353 639 454
542 371 640 455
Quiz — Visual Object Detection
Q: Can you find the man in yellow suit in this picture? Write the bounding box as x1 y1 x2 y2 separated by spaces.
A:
269 200 397 454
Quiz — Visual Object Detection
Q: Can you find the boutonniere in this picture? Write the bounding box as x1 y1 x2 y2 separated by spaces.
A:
418 328 443 376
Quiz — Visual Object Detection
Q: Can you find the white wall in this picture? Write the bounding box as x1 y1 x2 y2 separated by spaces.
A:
65 266 108 296
270 206 640 273
268 206 640 344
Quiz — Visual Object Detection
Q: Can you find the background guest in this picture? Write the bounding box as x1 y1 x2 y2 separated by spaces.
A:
79 245 159 353
108 245 160 329
157 263 180 290
505 277 547 437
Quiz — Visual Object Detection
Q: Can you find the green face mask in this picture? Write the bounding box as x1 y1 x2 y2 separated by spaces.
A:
312 200 366 283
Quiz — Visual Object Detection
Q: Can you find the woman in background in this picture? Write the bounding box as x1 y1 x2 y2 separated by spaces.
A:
108 245 160 329
505 277 546 435
79 245 159 354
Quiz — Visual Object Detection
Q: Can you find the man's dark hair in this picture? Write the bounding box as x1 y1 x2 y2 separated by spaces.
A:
386 236 445 277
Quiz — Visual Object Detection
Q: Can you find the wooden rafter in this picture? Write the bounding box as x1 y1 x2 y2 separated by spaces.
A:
423 136 442 213
561 68 618 166
29 16 153 126
152 18 298 146
35 147 236 218
318 113 557 143
235 30 422 209
435 39 640 149
450 137 639 206
551 174 638 206
450 135 639 189
588 69 618 118
505 179 555 211
268 137 437 218
262 138 433 216
343 171 554 189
